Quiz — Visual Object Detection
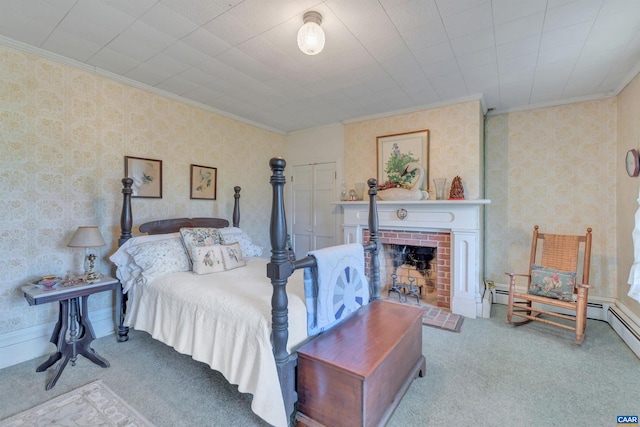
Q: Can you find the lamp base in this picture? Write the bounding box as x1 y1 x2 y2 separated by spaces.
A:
85 271 100 283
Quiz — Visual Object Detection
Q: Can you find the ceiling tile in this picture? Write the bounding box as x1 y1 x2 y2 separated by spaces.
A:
2 0 640 131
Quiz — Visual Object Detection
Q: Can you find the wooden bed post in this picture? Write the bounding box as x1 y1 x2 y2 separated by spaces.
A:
266 157 297 421
117 177 133 342
233 186 241 227
366 178 381 301
118 177 133 247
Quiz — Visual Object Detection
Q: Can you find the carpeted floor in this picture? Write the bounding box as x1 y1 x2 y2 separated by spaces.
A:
1 304 639 427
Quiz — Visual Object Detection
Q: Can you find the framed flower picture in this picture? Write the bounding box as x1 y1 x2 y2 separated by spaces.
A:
190 164 217 200
376 130 429 189
124 156 162 198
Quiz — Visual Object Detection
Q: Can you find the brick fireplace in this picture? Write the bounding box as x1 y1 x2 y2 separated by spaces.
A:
337 199 490 318
363 229 451 309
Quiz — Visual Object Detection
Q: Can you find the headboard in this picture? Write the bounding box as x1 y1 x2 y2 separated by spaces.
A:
118 179 241 245
139 217 230 235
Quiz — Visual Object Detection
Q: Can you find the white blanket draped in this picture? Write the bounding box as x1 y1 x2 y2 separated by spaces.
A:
124 258 307 427
303 243 369 335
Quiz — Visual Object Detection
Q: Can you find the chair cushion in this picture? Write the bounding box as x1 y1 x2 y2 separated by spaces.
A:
528 264 576 302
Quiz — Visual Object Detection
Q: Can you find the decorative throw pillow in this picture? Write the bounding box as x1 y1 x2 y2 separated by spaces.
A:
191 245 225 275
220 242 246 270
126 237 190 284
179 227 224 264
528 264 577 302
217 227 263 257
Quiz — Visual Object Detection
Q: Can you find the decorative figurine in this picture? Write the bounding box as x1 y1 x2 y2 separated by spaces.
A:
449 176 465 200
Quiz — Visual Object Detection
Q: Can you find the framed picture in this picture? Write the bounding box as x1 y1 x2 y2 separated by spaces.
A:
124 156 162 198
377 130 429 188
190 164 217 200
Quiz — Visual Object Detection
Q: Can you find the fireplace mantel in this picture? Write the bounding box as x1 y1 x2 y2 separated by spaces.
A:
335 199 491 318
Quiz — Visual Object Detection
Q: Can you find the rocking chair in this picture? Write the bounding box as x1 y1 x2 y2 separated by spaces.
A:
506 225 592 344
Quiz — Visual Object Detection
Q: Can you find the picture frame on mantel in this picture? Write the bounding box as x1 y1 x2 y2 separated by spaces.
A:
190 164 217 200
377 130 429 187
124 156 162 198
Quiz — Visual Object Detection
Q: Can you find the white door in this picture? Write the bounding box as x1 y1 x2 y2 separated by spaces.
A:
291 162 337 258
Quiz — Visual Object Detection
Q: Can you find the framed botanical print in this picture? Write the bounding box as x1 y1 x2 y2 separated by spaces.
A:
124 156 162 198
190 164 217 200
376 130 429 188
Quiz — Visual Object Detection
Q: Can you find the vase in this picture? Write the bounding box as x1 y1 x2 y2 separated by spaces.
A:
433 178 447 200
355 183 365 200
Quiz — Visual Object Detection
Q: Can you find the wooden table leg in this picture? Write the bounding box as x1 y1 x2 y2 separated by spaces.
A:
39 297 110 390
36 300 68 372
76 295 110 368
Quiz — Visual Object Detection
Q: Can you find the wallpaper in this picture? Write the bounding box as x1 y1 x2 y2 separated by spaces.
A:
617 72 640 316
343 100 483 200
0 44 285 334
484 99 617 298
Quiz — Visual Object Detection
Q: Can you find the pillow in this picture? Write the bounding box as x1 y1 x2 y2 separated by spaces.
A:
109 233 179 292
191 245 225 275
126 237 190 284
528 264 576 302
220 242 246 270
179 227 224 264
217 227 263 257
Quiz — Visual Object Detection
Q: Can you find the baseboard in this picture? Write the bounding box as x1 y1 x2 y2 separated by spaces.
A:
607 303 640 359
0 307 115 369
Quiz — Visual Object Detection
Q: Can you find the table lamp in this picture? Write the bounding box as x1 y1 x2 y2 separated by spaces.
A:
67 226 106 283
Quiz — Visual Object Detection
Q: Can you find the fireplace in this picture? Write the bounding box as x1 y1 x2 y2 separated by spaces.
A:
337 199 490 318
364 229 450 309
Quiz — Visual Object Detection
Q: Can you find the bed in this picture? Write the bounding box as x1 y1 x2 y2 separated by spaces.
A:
112 157 383 427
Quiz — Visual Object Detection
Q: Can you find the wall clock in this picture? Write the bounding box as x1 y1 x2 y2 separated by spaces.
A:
627 149 640 177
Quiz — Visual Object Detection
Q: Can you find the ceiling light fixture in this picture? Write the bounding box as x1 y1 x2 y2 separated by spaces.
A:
297 11 325 55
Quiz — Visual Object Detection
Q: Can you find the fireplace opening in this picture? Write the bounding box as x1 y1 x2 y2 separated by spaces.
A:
364 228 451 310
384 244 437 305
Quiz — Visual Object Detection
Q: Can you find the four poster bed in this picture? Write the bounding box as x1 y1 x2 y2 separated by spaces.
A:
112 157 425 427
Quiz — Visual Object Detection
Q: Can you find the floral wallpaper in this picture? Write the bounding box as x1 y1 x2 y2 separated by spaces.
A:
343 101 483 200
0 44 285 335
617 72 640 316
343 96 619 303
484 99 617 299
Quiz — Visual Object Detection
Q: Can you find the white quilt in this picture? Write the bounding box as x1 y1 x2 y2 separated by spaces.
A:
124 257 307 427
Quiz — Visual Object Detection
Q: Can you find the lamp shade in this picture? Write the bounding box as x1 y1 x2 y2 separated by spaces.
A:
297 11 325 55
67 226 106 248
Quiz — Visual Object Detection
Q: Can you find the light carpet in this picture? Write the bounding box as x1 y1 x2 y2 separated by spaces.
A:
0 380 154 427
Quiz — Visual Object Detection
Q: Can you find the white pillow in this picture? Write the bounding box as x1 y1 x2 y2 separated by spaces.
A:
218 227 263 257
220 242 246 270
191 245 225 275
126 237 190 284
110 233 179 292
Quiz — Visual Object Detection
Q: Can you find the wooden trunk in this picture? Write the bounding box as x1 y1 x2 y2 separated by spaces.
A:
296 300 426 427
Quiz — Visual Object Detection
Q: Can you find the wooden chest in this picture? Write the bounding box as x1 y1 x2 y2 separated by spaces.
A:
296 300 426 427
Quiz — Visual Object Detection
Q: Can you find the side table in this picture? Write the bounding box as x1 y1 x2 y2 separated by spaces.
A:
23 276 120 390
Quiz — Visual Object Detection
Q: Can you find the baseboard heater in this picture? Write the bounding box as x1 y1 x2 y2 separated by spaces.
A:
607 306 640 359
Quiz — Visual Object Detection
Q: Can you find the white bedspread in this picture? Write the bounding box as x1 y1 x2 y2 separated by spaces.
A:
124 257 307 427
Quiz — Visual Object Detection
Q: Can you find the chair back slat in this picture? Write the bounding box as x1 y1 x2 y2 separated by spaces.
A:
539 234 580 272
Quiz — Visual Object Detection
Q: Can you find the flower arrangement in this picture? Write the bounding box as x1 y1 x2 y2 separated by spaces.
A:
378 143 420 190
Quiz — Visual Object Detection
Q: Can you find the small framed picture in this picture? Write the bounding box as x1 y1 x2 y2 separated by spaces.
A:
124 156 162 198
190 164 217 200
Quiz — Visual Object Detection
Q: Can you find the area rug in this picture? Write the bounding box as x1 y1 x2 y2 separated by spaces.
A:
0 380 154 427
383 297 464 333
